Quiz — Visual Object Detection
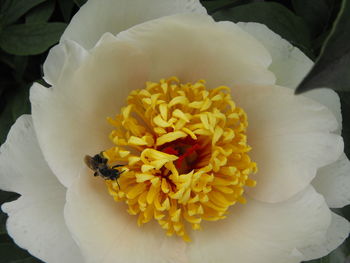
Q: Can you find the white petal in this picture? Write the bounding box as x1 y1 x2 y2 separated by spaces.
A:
117 14 275 87
43 40 88 86
237 22 342 130
303 89 342 134
237 22 312 90
61 0 207 49
188 187 331 263
300 212 350 260
233 84 342 202
65 169 188 263
313 153 350 208
31 38 149 187
249 133 342 203
0 115 83 263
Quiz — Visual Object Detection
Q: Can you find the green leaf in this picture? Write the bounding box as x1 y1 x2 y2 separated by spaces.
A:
0 80 13 96
12 56 28 82
292 0 331 37
0 50 15 68
0 242 29 261
212 2 313 58
25 0 55 23
0 0 47 26
0 190 19 205
0 213 7 235
0 241 42 262
305 257 331 263
73 0 87 7
339 92 350 158
201 0 252 14
0 233 12 244
36 78 50 88
12 258 43 263
296 0 350 94
0 98 15 144
0 23 67 55
58 0 75 22
10 87 30 121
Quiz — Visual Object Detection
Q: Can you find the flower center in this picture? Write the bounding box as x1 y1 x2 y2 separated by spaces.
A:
160 137 207 174
102 77 257 241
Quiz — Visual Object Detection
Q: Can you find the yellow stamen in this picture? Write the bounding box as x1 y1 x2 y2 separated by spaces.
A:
103 77 257 241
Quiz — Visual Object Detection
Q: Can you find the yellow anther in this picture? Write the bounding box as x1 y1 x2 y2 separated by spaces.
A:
182 127 197 140
126 183 147 199
156 131 187 146
153 127 167 135
136 172 154 182
169 96 190 108
173 109 190 122
199 114 210 130
159 103 168 120
147 181 160 205
141 149 178 163
153 115 171 128
161 178 170 193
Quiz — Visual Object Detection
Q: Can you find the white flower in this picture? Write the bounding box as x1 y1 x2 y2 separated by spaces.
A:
1 0 350 262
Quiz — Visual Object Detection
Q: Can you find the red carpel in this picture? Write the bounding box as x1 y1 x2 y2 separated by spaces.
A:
176 143 201 168
162 143 201 169
162 146 179 156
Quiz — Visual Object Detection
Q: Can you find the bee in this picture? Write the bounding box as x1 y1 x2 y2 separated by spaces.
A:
84 152 124 188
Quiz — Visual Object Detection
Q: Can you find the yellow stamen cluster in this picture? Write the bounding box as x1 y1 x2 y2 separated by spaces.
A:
103 77 257 241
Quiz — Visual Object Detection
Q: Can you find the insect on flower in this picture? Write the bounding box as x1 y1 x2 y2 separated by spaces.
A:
84 152 124 188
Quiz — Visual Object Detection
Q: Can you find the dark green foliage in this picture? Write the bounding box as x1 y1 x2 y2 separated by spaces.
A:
26 0 55 23
0 23 66 55
292 0 332 38
0 242 43 263
201 0 255 14
0 0 47 26
212 2 313 58
340 92 350 158
296 0 350 94
58 0 75 22
73 0 87 7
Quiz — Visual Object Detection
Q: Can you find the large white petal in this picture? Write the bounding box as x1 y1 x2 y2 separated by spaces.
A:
61 0 206 49
313 153 350 208
233 84 343 202
237 21 349 210
188 187 331 263
117 14 275 87
65 169 188 263
0 115 83 263
31 36 149 187
300 212 350 260
237 22 342 130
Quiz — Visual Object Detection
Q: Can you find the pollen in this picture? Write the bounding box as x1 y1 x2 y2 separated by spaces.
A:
103 77 257 241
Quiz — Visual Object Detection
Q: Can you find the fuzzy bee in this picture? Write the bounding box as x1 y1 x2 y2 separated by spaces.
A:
84 152 124 188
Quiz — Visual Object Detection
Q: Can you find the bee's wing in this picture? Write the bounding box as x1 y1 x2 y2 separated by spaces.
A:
84 155 95 170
